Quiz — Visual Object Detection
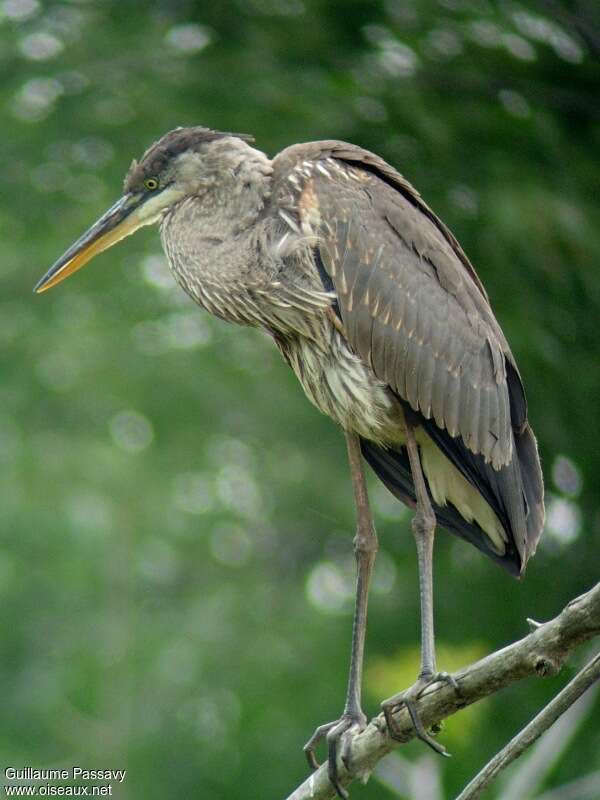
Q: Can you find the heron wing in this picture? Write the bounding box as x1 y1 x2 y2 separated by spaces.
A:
272 142 544 569
275 141 523 469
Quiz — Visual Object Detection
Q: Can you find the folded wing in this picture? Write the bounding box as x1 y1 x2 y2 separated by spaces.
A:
272 141 544 572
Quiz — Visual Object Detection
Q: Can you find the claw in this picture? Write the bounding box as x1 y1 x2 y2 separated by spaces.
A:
304 711 366 799
304 721 338 771
381 671 458 755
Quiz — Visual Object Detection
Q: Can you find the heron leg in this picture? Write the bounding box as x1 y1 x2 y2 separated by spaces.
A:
381 421 458 755
304 431 378 799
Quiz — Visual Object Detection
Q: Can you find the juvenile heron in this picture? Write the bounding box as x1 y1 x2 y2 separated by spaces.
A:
36 127 544 797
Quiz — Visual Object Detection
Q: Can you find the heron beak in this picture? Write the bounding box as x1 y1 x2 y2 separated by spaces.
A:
34 193 145 293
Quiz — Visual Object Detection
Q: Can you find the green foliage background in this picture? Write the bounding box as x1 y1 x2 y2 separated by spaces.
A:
1 1 599 797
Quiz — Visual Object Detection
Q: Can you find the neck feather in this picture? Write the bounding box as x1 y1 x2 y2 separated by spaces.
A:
159 150 275 316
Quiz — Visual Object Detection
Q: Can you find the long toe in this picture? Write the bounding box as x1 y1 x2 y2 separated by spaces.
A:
304 711 367 799
381 671 458 755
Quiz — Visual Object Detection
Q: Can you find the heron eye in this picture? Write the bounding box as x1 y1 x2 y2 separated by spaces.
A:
144 177 159 191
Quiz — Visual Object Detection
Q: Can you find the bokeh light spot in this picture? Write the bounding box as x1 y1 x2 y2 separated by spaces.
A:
19 31 64 60
372 549 396 595
172 472 214 515
512 11 583 63
552 455 582 497
354 96 387 123
141 254 176 290
2 0 39 20
70 137 114 169
65 490 113 537
210 523 253 568
216 464 262 519
546 495 581 545
137 537 179 584
469 20 502 47
36 351 80 392
12 77 63 122
425 27 463 59
448 185 479 216
502 33 536 61
165 24 211 54
498 89 531 118
306 561 354 614
109 410 154 453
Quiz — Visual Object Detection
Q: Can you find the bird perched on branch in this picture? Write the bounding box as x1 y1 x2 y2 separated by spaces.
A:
36 127 544 798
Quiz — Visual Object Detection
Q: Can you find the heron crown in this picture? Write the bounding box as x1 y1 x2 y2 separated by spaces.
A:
123 126 254 194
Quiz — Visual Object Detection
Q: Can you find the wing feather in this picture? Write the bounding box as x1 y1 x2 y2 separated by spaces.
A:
478 383 491 456
444 370 461 439
431 357 448 430
271 140 544 568
371 318 389 375
315 173 515 467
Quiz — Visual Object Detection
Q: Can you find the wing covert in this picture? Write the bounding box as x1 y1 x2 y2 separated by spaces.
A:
281 147 519 469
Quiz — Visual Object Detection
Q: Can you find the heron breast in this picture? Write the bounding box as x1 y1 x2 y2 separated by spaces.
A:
280 329 402 443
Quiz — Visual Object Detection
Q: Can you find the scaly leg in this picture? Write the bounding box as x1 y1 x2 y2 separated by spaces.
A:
381 421 457 755
304 432 378 799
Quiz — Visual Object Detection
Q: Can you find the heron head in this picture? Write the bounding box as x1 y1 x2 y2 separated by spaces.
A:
34 126 255 293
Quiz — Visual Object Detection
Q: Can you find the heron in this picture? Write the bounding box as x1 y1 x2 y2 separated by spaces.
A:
36 127 544 797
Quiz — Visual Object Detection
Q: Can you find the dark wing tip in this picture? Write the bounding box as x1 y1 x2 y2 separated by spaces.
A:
360 437 523 576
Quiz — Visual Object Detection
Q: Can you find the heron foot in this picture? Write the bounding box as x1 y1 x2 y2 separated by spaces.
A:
303 709 367 799
381 671 458 756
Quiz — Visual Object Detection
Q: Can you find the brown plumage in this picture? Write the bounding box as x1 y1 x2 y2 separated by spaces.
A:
271 141 544 575
37 128 545 795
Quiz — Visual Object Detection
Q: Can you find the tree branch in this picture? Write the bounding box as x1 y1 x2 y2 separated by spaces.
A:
455 651 600 800
284 582 600 800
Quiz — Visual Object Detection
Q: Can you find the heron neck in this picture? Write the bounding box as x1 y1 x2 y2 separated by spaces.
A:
159 165 276 320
